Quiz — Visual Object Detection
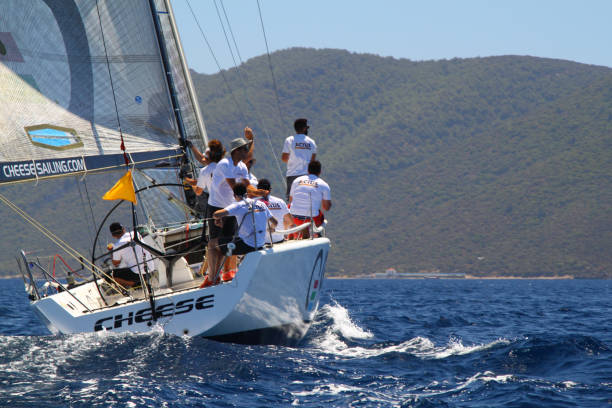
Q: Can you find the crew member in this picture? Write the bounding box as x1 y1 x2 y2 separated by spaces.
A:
205 133 252 283
255 178 295 244
281 118 317 200
289 160 331 239
109 222 155 288
185 139 226 218
203 184 277 286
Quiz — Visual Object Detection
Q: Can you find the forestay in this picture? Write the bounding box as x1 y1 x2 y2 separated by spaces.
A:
0 0 205 185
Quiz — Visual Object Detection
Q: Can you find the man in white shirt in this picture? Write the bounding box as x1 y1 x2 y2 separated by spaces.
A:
281 118 317 200
207 137 251 234
193 140 225 195
289 160 332 239
202 136 251 282
203 184 277 286
109 222 155 288
255 179 295 244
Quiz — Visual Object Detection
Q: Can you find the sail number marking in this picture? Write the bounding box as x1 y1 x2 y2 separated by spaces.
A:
94 295 214 331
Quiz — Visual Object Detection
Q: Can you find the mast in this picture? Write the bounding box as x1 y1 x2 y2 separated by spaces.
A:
148 0 189 149
163 0 208 146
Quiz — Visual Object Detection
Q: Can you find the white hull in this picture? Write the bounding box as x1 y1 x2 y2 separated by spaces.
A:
30 238 329 345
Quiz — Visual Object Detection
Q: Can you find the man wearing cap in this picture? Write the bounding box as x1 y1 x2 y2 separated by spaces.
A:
205 130 253 279
108 222 155 288
281 118 317 200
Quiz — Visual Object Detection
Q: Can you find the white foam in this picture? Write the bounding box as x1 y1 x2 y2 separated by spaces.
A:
465 371 514 386
292 383 365 397
314 332 435 359
0 329 183 396
413 337 511 360
313 299 513 363
560 380 577 388
290 382 400 406
318 301 373 340
313 318 511 362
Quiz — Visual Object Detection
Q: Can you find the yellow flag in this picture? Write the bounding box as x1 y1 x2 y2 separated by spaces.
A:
102 170 137 204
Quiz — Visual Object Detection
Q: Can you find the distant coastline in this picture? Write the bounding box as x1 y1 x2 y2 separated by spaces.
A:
327 274 577 280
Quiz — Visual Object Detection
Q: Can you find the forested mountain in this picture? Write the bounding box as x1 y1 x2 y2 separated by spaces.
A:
0 49 610 278
191 48 612 278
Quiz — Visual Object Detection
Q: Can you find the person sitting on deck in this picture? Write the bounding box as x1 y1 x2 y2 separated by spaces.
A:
202 184 277 287
288 160 331 239
254 178 295 244
109 222 155 288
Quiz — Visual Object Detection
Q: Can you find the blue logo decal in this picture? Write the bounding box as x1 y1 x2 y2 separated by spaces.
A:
25 125 83 150
135 96 142 104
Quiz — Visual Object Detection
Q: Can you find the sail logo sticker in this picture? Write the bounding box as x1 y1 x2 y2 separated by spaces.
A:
25 124 83 151
0 32 24 62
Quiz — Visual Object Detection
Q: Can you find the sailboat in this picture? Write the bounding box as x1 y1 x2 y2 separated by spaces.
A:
1 0 329 345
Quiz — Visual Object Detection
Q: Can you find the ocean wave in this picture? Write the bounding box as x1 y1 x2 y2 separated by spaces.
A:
287 371 520 407
314 301 374 340
314 333 512 361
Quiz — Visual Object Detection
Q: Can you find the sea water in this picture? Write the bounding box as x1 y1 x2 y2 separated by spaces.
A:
0 278 610 407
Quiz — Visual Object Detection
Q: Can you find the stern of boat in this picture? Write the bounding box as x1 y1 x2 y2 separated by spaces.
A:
201 237 330 345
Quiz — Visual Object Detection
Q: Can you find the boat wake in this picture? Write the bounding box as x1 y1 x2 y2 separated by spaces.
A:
289 300 609 406
307 300 510 361
312 300 374 339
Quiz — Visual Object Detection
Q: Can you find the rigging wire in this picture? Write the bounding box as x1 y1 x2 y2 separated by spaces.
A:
184 0 248 125
213 0 285 182
219 0 244 62
94 0 129 167
213 0 240 78
74 176 97 250
256 0 287 132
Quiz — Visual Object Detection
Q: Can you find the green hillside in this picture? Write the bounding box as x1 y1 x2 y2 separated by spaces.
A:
0 49 610 278
191 48 612 278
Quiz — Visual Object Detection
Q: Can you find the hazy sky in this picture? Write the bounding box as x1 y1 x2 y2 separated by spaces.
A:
171 0 612 75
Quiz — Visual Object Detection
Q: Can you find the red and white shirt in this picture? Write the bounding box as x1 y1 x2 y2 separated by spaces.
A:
289 174 331 217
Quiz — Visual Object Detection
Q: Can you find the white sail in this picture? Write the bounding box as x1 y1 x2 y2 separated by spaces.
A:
0 0 203 184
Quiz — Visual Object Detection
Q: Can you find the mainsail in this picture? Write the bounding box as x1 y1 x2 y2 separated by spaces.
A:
0 0 205 185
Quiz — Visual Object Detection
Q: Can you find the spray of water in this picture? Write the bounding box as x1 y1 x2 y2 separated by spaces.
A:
311 300 511 361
